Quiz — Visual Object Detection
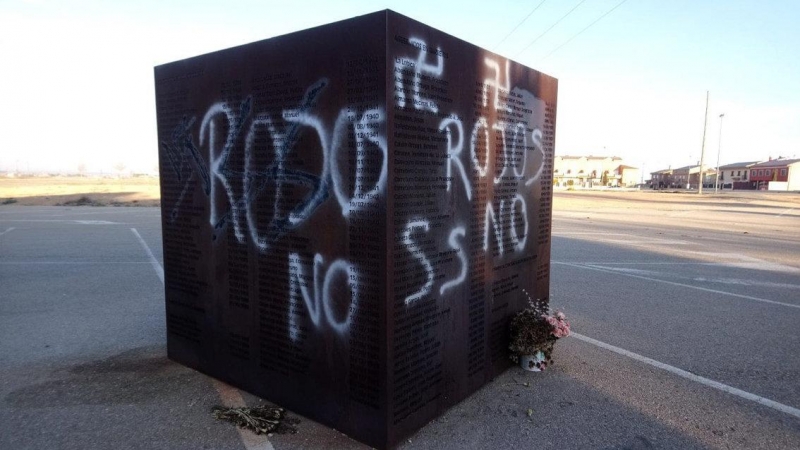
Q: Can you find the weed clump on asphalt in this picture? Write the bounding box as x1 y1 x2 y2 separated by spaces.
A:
212 405 300 435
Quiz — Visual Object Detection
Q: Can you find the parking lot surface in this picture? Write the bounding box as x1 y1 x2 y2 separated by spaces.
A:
2 192 799 449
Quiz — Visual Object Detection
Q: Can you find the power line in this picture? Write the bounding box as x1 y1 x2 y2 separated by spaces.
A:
493 0 548 50
540 0 631 62
514 0 589 58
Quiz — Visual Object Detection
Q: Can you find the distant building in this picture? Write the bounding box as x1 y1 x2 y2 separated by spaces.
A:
650 168 673 188
716 161 759 190
553 156 639 187
650 164 715 189
749 158 800 191
618 165 642 187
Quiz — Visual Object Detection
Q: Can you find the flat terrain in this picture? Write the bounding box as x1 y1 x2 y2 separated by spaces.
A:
0 176 160 206
1 190 799 449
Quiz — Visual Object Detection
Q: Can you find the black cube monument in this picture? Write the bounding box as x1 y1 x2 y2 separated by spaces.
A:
154 10 556 449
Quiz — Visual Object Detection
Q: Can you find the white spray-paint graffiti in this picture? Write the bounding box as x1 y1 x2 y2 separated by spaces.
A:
439 117 471 200
393 39 547 305
402 219 434 305
163 79 388 248
394 37 444 113
330 109 388 218
288 253 356 341
482 58 512 113
438 226 467 296
161 37 549 337
162 79 384 341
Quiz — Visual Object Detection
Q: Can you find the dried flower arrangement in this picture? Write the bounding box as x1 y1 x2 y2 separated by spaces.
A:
508 290 570 371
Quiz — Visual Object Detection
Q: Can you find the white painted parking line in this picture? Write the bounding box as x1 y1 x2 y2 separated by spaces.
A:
131 229 164 284
571 332 800 420
71 208 160 213
0 261 152 265
554 261 800 290
692 277 800 290
589 239 690 245
130 227 275 450
0 219 118 225
777 208 796 217
0 208 55 214
555 262 719 266
53 209 162 217
553 237 800 273
554 261 800 310
686 252 800 274
553 232 690 246
553 232 632 236
0 227 14 236
0 209 160 218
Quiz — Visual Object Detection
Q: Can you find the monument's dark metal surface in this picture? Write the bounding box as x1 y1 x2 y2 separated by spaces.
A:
154 10 556 449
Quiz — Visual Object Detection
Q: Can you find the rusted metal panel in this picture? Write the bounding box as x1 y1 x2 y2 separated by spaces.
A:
154 10 556 449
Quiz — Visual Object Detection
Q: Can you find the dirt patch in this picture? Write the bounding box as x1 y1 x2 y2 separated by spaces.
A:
4 346 192 408
0 176 160 207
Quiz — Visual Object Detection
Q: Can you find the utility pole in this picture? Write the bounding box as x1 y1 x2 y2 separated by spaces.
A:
698 91 709 194
640 161 645 188
715 113 725 193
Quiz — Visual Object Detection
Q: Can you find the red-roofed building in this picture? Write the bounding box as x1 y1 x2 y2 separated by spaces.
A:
749 158 800 190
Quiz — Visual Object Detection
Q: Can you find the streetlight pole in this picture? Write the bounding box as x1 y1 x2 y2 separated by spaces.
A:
698 91 709 194
714 113 725 193
640 161 645 188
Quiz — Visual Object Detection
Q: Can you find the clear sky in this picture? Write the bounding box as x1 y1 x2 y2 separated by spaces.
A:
1 0 798 176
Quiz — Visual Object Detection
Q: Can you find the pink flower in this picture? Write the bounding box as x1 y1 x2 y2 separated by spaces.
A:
549 318 571 338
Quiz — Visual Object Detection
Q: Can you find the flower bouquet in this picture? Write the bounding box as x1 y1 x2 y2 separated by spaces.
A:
508 292 570 372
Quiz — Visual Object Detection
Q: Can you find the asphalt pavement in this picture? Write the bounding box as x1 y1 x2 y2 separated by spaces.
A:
1 194 799 449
